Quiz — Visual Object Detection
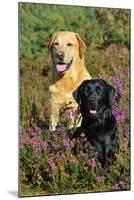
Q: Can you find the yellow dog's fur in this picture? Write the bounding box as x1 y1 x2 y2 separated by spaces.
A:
48 31 91 130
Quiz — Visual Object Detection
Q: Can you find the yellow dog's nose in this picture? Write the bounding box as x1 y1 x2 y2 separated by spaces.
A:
57 51 64 60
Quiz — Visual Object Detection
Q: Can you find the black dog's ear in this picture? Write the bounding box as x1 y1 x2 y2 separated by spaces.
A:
73 84 82 105
73 80 90 105
101 80 116 107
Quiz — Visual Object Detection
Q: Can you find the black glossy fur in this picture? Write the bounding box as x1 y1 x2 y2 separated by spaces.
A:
73 79 117 166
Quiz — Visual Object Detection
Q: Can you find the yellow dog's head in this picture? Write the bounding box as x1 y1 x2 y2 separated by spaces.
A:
48 31 86 74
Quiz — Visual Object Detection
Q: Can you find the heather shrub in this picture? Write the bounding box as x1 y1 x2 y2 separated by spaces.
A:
19 3 130 197
19 73 130 196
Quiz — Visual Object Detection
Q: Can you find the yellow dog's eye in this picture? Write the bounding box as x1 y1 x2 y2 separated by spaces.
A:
54 42 59 46
67 43 73 46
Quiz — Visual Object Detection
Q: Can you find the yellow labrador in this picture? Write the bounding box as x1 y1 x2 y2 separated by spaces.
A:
48 31 91 131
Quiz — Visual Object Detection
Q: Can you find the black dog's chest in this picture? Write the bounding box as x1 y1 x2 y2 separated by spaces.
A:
89 121 112 135
86 124 105 143
82 117 116 145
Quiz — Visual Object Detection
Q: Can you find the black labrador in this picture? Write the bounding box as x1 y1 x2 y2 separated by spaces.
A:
73 79 117 166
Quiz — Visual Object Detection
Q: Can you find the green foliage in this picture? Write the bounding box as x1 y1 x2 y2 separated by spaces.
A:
19 3 130 69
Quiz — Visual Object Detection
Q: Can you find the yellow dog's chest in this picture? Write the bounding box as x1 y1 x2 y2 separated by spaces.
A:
49 84 77 107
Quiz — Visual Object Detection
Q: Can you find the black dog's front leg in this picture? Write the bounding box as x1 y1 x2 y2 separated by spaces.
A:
102 129 117 167
102 140 110 167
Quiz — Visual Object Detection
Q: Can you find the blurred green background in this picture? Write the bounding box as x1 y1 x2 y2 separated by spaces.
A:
19 3 130 70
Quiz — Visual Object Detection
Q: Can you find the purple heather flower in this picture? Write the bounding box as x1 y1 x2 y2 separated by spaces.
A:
79 151 88 159
38 128 42 134
53 134 59 141
19 127 22 135
112 106 125 124
112 96 117 104
34 149 41 158
83 137 87 142
26 129 38 137
60 151 65 159
64 109 78 117
87 158 96 169
96 175 106 182
48 159 56 170
32 163 39 169
50 142 57 150
117 180 124 185
112 180 124 190
80 132 85 137
30 138 41 149
112 184 119 190
41 141 48 149
64 110 71 117
84 143 89 149
122 67 129 76
70 109 78 117
56 126 65 134
48 127 53 132
62 138 70 148
35 127 39 132
70 138 76 147
35 127 42 135
124 125 130 136
20 136 30 146
31 132 37 137
99 168 105 176
35 142 41 149
112 76 125 99
26 129 31 136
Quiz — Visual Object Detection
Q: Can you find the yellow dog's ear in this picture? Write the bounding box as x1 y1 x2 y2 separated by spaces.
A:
48 32 56 60
75 33 86 59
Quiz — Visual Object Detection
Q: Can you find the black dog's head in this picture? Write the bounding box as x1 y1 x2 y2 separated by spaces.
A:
73 79 115 118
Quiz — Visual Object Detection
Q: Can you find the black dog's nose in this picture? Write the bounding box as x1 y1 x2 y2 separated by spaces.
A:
89 97 95 103
57 52 64 60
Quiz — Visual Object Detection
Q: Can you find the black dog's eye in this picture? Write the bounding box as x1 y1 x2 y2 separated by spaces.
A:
88 86 91 91
67 43 73 46
84 87 90 93
96 86 103 93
